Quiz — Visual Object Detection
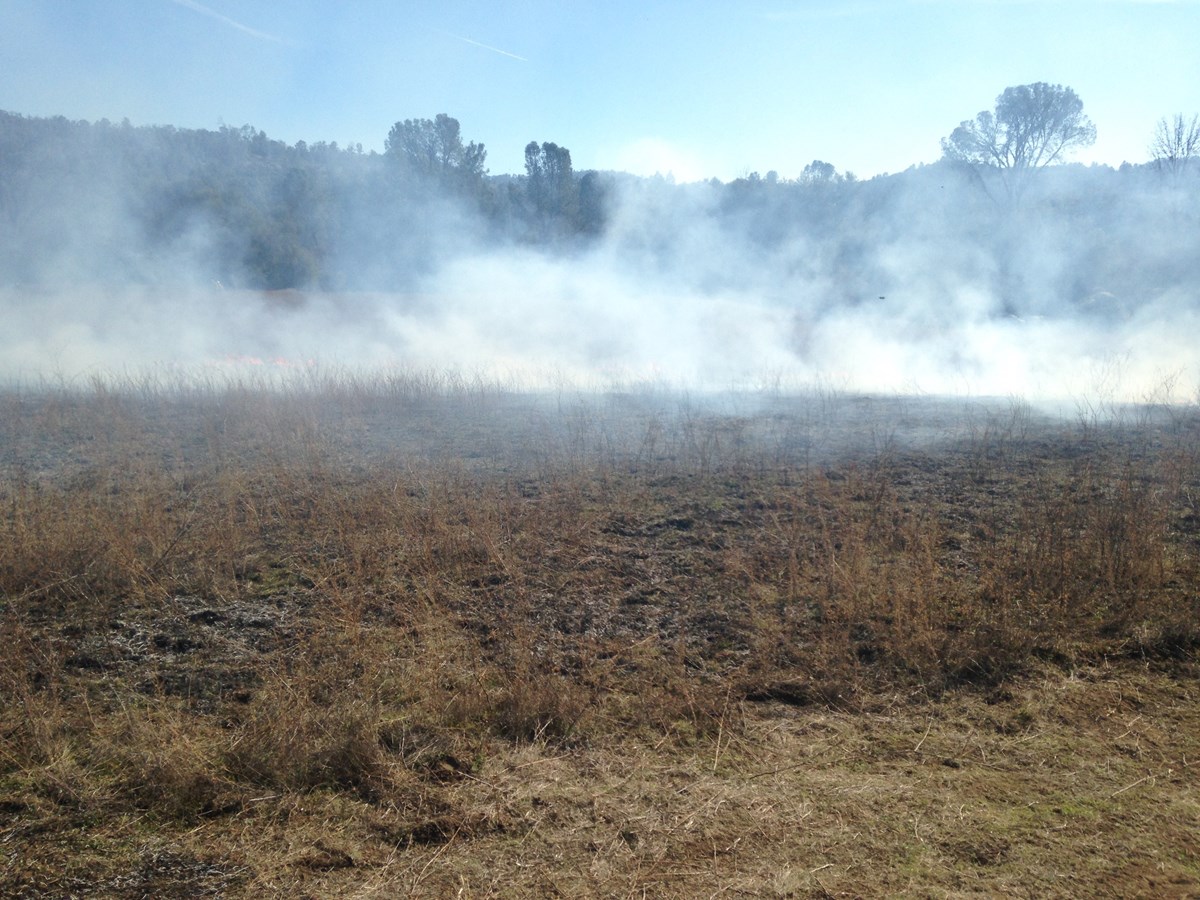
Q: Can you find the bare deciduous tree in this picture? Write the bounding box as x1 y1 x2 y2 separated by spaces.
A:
1150 113 1200 180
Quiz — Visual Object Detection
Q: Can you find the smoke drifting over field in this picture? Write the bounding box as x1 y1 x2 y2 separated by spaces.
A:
0 119 1197 404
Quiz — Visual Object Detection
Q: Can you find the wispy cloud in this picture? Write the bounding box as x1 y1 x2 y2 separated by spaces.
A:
440 30 528 62
167 0 289 44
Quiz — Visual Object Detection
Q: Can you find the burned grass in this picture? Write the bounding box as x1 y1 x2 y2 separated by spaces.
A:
1 374 1198 896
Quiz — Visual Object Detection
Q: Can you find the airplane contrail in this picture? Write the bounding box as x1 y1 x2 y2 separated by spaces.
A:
167 0 289 44
442 30 528 62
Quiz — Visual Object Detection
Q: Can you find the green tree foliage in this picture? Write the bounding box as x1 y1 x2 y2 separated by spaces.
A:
577 170 607 236
385 114 487 189
942 82 1096 200
524 141 580 239
800 160 837 184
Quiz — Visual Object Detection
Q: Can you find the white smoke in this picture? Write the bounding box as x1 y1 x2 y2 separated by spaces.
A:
0 160 1196 407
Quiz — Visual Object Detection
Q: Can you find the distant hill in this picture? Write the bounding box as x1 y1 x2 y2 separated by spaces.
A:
0 109 1195 323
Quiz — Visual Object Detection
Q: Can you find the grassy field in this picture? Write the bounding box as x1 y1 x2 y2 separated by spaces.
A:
1 372 1198 897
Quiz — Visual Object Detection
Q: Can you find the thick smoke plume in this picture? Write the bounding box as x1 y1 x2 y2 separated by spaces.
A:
0 114 1196 405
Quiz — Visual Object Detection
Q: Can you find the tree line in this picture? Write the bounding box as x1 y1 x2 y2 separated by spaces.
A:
0 110 613 291
0 83 1197 313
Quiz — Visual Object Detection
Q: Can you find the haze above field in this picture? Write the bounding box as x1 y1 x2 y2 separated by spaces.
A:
3 0 1198 180
0 1 1198 400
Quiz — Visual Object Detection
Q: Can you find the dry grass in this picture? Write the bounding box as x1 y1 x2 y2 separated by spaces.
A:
1 372 1198 897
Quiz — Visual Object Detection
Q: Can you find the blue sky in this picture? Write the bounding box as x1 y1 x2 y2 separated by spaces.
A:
2 0 1198 180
